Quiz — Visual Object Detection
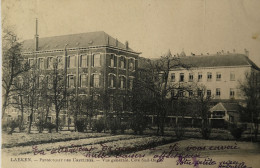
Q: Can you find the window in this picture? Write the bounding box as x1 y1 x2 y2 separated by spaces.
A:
129 62 134 71
207 72 212 81
28 59 34 67
120 76 126 89
110 54 116 68
17 76 23 88
178 90 184 97
47 117 52 122
230 72 235 81
57 56 63 69
216 72 221 81
93 74 100 87
171 90 175 97
198 72 202 82
68 56 76 68
47 57 53 69
129 78 133 90
46 76 52 89
109 74 116 88
110 96 114 111
120 57 126 69
110 56 114 68
216 88 221 97
38 58 44 69
38 76 44 89
80 55 88 67
93 54 101 67
230 88 235 98
171 73 175 82
180 73 184 82
189 90 193 97
80 74 88 87
197 90 202 97
68 75 75 88
207 90 211 97
189 73 193 82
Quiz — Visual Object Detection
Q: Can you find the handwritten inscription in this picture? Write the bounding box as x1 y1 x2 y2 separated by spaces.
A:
30 142 251 167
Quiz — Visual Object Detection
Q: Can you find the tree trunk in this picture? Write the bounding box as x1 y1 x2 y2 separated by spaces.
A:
254 122 258 141
19 96 24 132
27 113 33 134
56 111 59 132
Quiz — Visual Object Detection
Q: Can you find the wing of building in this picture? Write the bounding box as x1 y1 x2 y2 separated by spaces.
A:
6 31 141 126
169 54 259 100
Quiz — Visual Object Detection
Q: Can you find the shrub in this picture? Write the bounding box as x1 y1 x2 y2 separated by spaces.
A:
174 125 185 139
130 112 148 135
35 119 44 133
75 118 87 132
58 118 64 131
120 122 128 134
93 118 105 133
200 126 211 139
229 124 244 140
109 120 118 134
2 122 9 132
43 122 56 133
8 120 19 135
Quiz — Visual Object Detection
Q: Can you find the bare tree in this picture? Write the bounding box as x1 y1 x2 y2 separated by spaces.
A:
48 61 67 132
2 27 29 118
22 70 40 134
239 71 260 141
136 50 190 136
68 94 89 132
193 85 212 139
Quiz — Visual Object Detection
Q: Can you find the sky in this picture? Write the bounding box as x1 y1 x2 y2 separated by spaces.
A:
2 0 260 66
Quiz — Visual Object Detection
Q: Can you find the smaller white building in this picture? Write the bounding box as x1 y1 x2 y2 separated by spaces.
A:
168 53 260 101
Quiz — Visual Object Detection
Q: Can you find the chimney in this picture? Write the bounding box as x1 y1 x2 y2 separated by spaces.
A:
125 41 129 50
244 48 249 57
35 18 39 51
115 38 118 47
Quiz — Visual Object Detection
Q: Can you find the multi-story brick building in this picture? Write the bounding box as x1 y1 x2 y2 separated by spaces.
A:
6 23 140 125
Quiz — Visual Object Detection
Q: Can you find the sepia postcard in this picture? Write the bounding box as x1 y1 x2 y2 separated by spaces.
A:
1 0 260 167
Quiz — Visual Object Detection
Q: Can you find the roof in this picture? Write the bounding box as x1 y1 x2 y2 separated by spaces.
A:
21 31 135 52
210 102 240 112
178 54 260 70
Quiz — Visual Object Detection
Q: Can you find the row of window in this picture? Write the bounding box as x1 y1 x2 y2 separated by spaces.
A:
28 54 135 71
173 88 236 98
171 72 236 82
17 74 133 90
109 54 135 71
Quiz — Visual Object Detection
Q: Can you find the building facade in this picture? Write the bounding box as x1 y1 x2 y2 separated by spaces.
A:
6 30 140 126
168 53 260 124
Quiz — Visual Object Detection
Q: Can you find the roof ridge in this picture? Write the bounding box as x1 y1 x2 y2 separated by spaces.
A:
23 31 107 41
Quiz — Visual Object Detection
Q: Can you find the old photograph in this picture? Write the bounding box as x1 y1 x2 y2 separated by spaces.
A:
1 0 260 167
